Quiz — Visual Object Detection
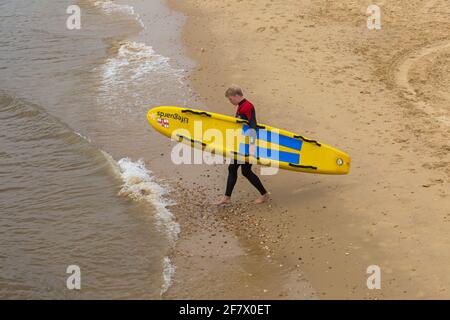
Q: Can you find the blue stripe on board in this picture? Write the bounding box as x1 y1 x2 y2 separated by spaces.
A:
242 125 302 151
239 144 300 164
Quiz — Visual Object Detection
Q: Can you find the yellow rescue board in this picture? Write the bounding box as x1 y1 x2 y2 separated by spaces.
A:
147 106 351 174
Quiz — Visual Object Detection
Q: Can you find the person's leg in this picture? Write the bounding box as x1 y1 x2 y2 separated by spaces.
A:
225 162 240 197
241 164 269 203
216 161 240 205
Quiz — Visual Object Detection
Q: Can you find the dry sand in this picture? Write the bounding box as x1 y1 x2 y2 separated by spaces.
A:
163 0 450 299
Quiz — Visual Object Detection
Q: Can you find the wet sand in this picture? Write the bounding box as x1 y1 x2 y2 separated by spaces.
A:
165 0 450 299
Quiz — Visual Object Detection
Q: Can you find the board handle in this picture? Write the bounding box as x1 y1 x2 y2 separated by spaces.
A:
235 119 266 129
289 163 318 170
176 134 206 147
292 135 321 147
181 109 212 117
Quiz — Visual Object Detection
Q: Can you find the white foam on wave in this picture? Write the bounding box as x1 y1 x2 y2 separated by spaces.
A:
74 131 92 143
101 154 180 295
116 157 180 243
93 0 144 28
96 41 185 113
101 41 183 84
161 256 176 295
94 0 134 15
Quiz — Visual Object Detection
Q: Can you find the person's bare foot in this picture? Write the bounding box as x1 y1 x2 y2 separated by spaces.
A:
215 196 232 206
254 192 270 204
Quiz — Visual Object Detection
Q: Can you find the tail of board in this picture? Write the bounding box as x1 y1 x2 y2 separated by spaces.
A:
147 106 351 175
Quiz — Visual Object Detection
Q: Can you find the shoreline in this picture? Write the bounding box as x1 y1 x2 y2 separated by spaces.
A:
117 0 299 298
166 0 450 299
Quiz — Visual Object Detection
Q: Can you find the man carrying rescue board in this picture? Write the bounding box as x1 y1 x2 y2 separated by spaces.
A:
216 85 270 206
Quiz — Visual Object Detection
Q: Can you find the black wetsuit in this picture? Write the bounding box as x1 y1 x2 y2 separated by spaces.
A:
225 99 267 197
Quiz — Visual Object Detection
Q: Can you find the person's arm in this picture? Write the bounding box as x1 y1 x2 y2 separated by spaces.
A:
240 105 258 157
247 107 257 146
240 105 257 145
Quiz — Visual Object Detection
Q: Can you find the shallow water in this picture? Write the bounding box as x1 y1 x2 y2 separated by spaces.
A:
0 0 193 298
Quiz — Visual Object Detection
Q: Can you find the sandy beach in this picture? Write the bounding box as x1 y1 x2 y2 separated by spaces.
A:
163 0 450 299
